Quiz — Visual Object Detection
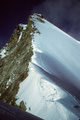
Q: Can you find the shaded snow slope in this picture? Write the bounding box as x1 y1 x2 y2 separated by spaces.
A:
16 14 80 120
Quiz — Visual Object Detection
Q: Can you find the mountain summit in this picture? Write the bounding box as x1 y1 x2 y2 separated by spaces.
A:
0 13 80 120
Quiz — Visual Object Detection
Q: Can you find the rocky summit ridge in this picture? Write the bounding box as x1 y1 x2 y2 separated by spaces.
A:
0 13 43 110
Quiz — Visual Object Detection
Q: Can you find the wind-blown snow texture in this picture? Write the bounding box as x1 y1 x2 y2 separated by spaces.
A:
16 14 80 120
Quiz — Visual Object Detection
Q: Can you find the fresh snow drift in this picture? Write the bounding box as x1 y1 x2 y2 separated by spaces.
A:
15 14 80 120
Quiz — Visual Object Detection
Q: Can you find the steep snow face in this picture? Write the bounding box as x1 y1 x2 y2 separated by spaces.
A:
16 14 80 120
32 14 80 95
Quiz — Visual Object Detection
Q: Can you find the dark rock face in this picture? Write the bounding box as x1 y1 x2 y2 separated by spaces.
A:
0 15 36 110
0 101 43 120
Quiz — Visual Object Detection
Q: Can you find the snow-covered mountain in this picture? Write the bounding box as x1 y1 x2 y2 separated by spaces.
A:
0 13 80 120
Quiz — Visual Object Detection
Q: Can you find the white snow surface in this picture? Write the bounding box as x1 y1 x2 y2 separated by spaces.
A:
0 49 6 58
16 14 80 120
19 24 27 30
18 32 23 42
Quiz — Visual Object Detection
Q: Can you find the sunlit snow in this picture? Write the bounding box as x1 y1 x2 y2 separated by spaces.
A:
0 49 6 58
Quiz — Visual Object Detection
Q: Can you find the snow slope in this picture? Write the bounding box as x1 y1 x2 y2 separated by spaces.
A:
16 14 80 120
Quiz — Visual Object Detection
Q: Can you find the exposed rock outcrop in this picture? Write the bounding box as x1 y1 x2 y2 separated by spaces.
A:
0 14 40 110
